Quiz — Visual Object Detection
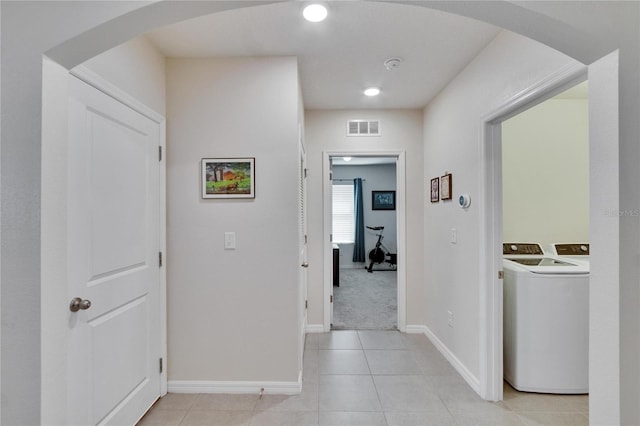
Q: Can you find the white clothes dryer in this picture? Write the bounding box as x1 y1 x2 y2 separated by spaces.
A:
503 243 589 394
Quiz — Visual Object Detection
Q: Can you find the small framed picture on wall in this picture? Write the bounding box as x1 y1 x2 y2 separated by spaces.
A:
372 190 396 210
430 177 439 203
440 173 452 200
201 157 255 199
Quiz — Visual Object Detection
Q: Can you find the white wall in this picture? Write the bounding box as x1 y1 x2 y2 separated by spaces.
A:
165 57 301 384
588 51 622 426
82 35 166 116
305 109 424 327
423 31 583 383
332 163 397 269
41 57 71 426
502 98 589 248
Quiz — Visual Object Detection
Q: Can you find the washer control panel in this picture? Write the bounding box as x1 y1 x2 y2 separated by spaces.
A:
503 243 544 255
553 243 589 256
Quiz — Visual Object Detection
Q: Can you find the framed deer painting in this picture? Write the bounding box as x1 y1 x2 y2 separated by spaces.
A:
201 158 255 199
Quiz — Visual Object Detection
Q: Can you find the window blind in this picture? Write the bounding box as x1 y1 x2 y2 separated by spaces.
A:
332 184 354 243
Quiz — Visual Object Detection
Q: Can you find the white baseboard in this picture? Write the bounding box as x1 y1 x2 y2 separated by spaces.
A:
168 379 302 395
423 326 481 393
405 325 427 334
406 325 481 394
305 324 325 333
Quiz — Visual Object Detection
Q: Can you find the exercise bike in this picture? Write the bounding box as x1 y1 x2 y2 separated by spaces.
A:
366 226 397 273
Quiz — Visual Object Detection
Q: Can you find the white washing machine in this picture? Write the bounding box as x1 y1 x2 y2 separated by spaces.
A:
503 243 589 394
547 243 590 267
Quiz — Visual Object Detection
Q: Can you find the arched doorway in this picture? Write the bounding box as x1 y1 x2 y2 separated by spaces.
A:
1 2 635 424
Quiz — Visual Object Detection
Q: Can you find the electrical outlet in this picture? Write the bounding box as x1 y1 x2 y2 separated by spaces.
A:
224 232 236 250
447 310 454 327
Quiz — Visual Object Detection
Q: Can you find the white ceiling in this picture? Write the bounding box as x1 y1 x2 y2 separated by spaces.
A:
145 1 500 110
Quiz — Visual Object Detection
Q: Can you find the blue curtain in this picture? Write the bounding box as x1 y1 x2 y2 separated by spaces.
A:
352 178 365 262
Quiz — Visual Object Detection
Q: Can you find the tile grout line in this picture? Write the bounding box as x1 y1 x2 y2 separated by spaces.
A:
359 329 386 424
370 375 390 426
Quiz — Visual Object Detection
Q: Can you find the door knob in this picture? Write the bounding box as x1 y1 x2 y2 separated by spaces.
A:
301 263 309 268
69 297 92 312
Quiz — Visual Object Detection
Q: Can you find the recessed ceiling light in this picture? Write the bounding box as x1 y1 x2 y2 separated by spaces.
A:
303 4 328 22
364 87 381 97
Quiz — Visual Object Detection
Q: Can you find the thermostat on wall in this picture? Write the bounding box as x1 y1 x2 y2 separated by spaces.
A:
459 194 471 208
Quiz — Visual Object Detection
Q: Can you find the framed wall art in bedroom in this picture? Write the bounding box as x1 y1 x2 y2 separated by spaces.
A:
372 190 396 210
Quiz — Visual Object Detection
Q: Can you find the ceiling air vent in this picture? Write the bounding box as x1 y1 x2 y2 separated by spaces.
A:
347 120 381 137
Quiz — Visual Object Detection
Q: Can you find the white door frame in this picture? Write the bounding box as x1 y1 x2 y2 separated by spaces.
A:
323 150 407 332
478 63 587 400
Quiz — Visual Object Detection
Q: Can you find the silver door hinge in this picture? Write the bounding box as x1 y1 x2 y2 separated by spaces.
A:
330 171 333 181
159 358 163 373
330 295 333 303
305 300 308 309
159 252 163 267
330 234 333 242
498 270 504 279
159 146 162 162
304 168 308 178
304 235 308 244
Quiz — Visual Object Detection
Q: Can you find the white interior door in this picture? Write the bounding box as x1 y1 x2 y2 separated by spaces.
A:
67 76 162 425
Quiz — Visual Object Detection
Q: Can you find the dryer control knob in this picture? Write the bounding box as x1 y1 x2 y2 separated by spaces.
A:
580 245 588 252
510 244 518 251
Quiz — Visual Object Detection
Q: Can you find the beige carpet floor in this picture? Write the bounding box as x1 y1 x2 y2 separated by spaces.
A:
332 268 397 330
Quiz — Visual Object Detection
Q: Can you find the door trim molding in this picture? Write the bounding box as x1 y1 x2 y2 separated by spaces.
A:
478 62 587 401
322 150 407 332
70 65 164 124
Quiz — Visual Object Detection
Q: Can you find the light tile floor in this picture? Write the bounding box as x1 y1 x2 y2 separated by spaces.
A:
138 330 588 426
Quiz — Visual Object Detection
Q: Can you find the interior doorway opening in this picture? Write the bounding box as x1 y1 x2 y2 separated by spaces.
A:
479 64 588 401
323 151 407 333
330 156 398 330
500 80 590 407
